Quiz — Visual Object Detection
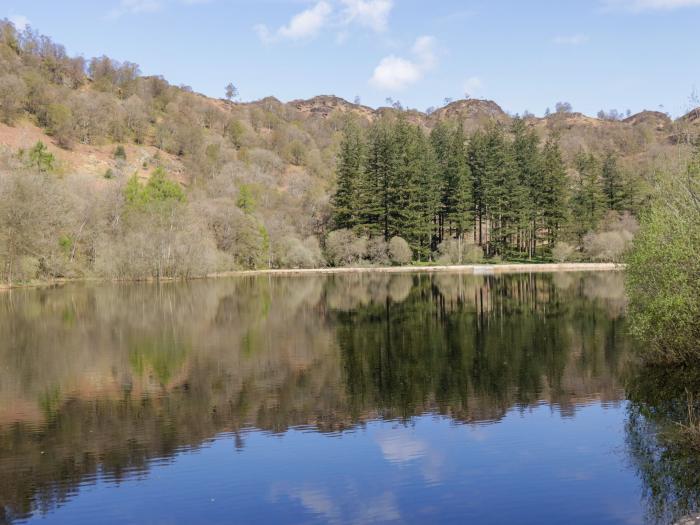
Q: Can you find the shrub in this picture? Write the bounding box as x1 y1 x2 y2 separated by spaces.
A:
0 74 26 124
583 212 638 262
275 236 323 268
437 239 483 264
625 152 700 363
325 229 367 267
552 241 577 263
388 237 412 265
114 145 127 160
366 237 389 265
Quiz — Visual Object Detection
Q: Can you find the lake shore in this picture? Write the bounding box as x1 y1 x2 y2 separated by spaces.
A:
0 263 623 291
211 262 623 278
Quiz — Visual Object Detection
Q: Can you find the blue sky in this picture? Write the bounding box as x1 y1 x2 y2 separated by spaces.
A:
4 0 700 116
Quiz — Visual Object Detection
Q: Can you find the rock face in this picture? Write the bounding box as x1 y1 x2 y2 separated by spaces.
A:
680 107 700 123
431 99 507 121
623 110 672 131
290 95 375 121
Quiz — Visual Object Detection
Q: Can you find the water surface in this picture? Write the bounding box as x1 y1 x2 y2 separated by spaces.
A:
0 272 696 524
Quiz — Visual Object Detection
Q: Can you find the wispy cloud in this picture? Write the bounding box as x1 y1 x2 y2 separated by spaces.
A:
553 34 589 45
370 35 437 91
107 0 211 18
255 0 394 43
9 14 30 30
463 76 484 97
340 0 393 32
255 1 333 42
602 0 700 11
108 0 162 18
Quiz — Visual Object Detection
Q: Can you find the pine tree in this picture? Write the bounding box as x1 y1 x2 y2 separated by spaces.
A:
510 118 541 257
479 124 518 256
402 124 440 260
430 122 451 244
571 152 605 241
331 120 364 230
600 151 625 212
442 122 473 241
540 135 568 247
361 118 397 239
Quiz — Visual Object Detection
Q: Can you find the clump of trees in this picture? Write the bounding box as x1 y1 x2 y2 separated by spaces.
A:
625 145 700 363
331 116 638 263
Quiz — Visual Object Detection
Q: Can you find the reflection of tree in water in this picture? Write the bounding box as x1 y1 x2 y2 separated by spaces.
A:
0 272 629 522
625 366 700 525
336 272 628 422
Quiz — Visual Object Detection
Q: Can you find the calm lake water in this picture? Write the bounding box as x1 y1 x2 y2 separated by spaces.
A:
0 272 698 524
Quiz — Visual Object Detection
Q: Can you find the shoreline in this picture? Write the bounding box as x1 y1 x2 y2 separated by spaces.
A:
0 263 623 291
211 262 623 278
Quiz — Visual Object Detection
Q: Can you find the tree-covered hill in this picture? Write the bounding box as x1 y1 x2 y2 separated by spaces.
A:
0 19 697 283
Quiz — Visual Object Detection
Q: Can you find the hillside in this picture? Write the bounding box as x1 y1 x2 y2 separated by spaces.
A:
0 18 698 284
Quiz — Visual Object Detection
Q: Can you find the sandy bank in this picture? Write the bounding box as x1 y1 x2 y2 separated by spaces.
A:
211 263 623 278
0 263 623 291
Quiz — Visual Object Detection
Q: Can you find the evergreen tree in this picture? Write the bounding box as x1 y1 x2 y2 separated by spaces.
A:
601 151 625 212
442 122 473 241
571 152 605 241
540 135 568 247
510 118 541 257
480 124 518 256
331 120 364 230
361 119 397 239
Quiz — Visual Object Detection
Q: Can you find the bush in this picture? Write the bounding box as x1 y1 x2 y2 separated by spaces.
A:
388 237 412 265
325 229 367 267
437 239 483 264
366 237 389 265
275 236 323 268
114 145 127 160
0 74 26 124
552 241 577 263
583 212 638 262
625 153 700 363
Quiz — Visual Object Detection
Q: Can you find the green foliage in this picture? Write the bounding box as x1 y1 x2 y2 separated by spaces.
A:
114 145 127 160
124 167 185 207
236 184 256 214
570 152 606 241
625 147 700 363
27 141 55 172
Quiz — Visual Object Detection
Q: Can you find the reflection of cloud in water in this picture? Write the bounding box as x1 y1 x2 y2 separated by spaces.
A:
272 485 400 524
376 428 428 464
376 425 446 485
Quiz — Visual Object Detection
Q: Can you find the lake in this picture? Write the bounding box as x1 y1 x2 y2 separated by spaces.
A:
0 272 697 524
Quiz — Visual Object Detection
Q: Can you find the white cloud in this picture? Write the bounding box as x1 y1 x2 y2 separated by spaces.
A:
370 35 437 91
463 76 484 97
256 0 393 44
602 0 700 10
340 0 393 32
256 1 333 42
9 15 30 30
553 34 589 45
108 0 162 18
371 57 422 91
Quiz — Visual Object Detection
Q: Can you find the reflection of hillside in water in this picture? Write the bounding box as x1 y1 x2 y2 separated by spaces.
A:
0 272 629 521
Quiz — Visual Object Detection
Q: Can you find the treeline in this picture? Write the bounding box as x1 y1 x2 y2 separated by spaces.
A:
331 116 640 262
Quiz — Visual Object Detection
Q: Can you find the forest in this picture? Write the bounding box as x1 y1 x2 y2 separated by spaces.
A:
329 116 639 264
0 18 696 285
